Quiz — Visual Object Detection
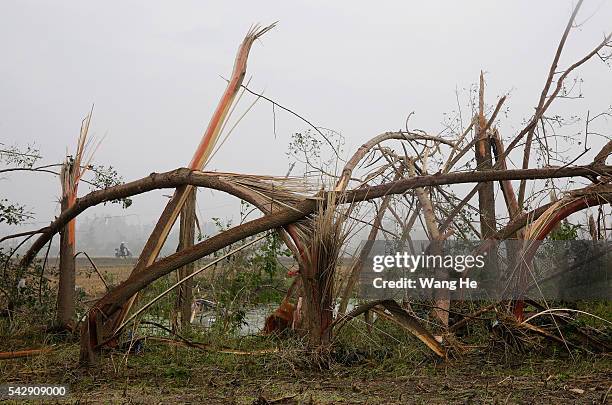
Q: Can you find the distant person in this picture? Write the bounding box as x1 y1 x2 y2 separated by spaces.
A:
115 241 132 258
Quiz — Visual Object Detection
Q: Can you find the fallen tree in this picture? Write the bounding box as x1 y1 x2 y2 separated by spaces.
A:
5 2 611 368
77 176 610 363
18 163 611 270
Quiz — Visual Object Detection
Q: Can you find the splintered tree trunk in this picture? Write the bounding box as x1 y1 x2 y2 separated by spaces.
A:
475 72 497 239
474 73 501 298
56 113 92 330
175 189 196 330
105 25 276 340
407 159 449 326
299 197 345 350
56 192 75 328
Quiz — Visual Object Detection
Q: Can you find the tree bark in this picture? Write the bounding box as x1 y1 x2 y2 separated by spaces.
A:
475 72 497 239
474 74 500 295
407 159 449 326
301 265 334 348
175 188 196 330
56 194 75 329
490 128 520 221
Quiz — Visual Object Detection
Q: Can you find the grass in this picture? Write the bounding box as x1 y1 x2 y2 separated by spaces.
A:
2 258 610 403
1 313 611 404
1 342 610 403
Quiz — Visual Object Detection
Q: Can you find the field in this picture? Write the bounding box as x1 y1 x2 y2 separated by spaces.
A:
47 257 139 297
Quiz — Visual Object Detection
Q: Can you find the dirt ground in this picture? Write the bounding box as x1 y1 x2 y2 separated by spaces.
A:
76 363 612 404
1 340 610 404
7 258 608 404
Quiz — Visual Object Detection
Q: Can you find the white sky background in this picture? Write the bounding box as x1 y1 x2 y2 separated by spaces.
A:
1 0 611 238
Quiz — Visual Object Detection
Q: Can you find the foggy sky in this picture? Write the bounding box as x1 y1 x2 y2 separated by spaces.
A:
1 0 611 239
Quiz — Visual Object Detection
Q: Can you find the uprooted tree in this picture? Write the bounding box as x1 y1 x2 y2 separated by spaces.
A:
5 2 612 365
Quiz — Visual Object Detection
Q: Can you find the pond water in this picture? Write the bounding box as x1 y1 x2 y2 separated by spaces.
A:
192 300 359 336
192 303 276 335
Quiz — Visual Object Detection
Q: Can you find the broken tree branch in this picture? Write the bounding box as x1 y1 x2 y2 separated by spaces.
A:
19 164 612 270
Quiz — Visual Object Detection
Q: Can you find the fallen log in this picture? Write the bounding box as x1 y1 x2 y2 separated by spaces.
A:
19 164 612 269
79 186 611 363
0 348 53 360
332 299 445 358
